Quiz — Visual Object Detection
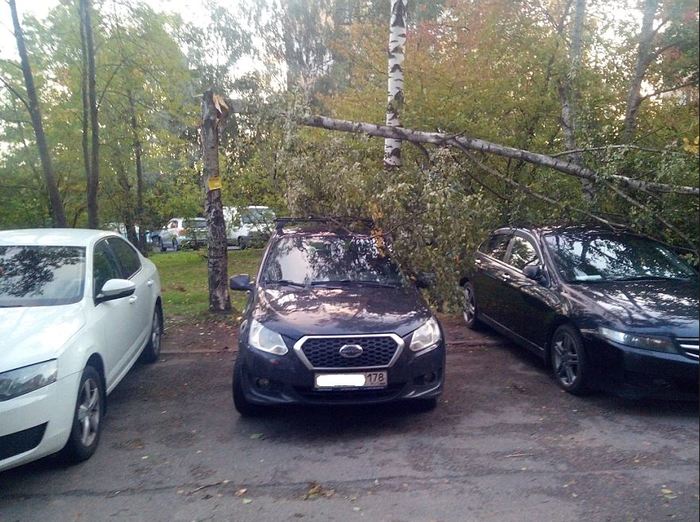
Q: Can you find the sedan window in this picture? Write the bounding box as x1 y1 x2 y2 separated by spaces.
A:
93 242 121 297
0 246 85 307
543 232 697 283
508 237 540 270
478 234 511 260
107 237 141 279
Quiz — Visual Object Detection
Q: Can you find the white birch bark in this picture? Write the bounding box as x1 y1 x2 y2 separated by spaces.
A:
384 0 407 168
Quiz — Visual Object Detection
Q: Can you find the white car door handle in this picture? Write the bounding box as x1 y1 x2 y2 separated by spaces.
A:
129 295 138 304
147 279 153 287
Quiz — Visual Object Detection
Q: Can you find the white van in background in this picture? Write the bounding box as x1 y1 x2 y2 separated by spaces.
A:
223 206 276 248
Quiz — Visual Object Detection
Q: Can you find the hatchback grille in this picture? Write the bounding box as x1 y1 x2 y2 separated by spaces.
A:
297 335 401 369
677 337 699 360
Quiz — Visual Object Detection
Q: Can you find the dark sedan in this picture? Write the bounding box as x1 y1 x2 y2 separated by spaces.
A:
460 227 699 397
229 219 445 415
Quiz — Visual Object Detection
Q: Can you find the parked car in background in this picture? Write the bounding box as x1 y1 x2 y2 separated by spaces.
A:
178 218 208 250
152 217 185 251
224 206 276 249
229 217 445 416
460 226 699 397
152 217 207 251
0 229 163 471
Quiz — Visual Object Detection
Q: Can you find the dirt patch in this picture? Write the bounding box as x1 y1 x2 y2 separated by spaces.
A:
163 318 238 353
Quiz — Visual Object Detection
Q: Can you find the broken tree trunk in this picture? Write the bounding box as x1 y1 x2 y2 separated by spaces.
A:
297 114 699 195
384 0 407 168
201 89 231 313
9 0 67 227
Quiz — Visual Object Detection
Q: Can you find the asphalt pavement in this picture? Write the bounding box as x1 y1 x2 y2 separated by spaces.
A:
0 326 697 521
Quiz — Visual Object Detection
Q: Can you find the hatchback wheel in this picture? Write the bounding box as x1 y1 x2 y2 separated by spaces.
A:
62 365 104 463
462 281 480 330
550 324 590 395
141 306 163 363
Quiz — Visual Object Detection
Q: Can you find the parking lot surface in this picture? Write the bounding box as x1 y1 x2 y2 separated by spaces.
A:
0 318 697 521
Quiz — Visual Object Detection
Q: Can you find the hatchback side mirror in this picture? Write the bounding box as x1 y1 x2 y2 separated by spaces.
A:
96 279 135 304
230 274 254 291
523 264 546 283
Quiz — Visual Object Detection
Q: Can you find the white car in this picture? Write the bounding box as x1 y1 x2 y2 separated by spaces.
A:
224 206 275 248
0 229 163 472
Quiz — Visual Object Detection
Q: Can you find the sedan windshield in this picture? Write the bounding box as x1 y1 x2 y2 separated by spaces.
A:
0 246 86 307
543 232 696 283
262 236 403 287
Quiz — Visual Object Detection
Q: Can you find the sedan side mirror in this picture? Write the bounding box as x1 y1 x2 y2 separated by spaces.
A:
415 271 436 289
230 274 254 291
523 264 546 283
96 279 135 304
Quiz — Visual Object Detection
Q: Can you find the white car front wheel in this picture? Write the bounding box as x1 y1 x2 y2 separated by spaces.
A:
61 365 104 463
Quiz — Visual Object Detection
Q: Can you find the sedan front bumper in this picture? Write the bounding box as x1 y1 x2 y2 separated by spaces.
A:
585 336 699 397
0 371 80 472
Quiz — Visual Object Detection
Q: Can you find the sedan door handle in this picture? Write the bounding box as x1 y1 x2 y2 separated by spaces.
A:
147 279 153 287
128 295 138 304
500 273 512 282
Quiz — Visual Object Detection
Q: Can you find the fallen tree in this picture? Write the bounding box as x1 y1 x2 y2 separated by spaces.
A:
296 115 699 196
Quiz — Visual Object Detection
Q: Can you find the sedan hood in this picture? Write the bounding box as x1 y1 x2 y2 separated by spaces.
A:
571 279 699 336
252 285 432 339
0 303 86 373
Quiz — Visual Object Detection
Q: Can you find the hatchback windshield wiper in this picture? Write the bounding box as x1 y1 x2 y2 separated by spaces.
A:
264 279 307 288
311 279 400 288
610 275 690 282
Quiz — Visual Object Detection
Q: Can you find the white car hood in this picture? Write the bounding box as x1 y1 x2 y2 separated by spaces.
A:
0 303 86 373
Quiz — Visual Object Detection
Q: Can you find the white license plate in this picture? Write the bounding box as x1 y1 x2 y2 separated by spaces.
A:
314 371 388 389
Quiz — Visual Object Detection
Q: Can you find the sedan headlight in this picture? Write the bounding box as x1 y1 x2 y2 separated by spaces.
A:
409 317 442 354
0 360 58 401
248 319 288 356
598 327 675 353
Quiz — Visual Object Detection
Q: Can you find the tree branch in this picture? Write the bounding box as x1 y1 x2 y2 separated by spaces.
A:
551 144 688 157
640 80 698 101
296 114 699 195
0 75 30 113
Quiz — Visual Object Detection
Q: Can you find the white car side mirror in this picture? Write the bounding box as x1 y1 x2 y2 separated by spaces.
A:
96 279 135 304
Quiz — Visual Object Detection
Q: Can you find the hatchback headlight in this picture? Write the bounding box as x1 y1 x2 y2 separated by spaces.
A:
409 317 442 354
598 327 675 353
248 319 288 355
0 360 58 401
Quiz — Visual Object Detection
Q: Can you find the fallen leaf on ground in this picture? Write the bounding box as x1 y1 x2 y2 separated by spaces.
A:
235 488 248 497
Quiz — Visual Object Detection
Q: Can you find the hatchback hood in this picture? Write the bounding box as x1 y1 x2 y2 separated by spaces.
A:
0 303 86 373
571 279 699 336
253 285 432 339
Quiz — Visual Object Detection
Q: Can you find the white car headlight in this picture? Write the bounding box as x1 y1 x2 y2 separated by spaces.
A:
409 317 442 354
248 319 288 356
0 360 58 402
598 327 675 353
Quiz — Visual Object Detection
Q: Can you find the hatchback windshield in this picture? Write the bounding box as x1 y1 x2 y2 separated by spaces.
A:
262 235 403 287
0 246 86 307
544 232 696 283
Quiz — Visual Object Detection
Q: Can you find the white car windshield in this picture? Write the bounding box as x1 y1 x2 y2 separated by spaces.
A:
0 246 86 307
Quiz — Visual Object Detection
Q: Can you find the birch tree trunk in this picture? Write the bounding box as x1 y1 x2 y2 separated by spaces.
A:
9 0 67 227
384 0 407 168
558 0 592 200
201 90 231 313
622 0 658 143
80 0 100 228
